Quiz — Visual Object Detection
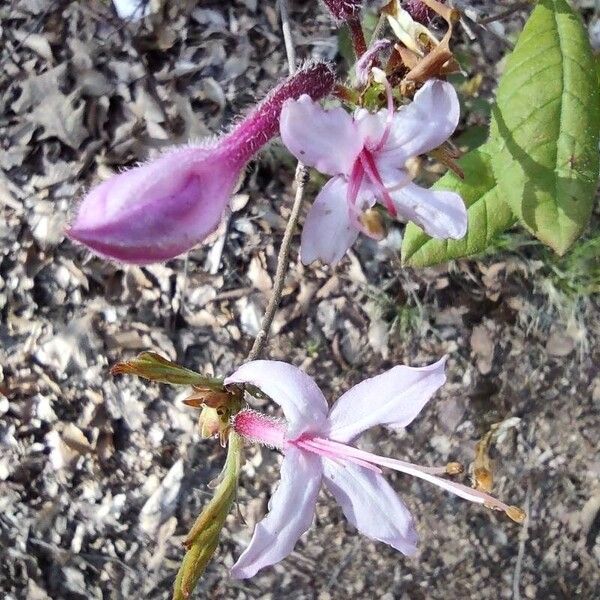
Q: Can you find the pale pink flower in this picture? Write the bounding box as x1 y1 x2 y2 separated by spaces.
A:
280 79 467 265
225 358 522 578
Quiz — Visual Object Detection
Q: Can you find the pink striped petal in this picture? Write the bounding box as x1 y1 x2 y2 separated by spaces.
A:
376 79 460 164
390 183 467 239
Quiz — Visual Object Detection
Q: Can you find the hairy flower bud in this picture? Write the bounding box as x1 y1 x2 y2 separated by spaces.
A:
68 62 335 265
322 0 363 21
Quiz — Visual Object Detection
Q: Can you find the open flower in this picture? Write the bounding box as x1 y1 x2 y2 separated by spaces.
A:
280 79 467 265
225 358 523 578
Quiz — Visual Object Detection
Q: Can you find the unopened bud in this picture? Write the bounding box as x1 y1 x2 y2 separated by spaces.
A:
69 63 334 265
111 351 223 388
199 406 221 439
404 0 446 25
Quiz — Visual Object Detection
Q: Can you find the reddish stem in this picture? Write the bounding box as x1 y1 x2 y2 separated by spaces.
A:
347 17 367 57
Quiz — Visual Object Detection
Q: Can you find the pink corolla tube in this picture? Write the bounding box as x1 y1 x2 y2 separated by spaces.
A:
225 359 525 578
68 62 335 265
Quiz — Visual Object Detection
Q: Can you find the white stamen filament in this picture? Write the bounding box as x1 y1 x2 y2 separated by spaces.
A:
303 436 513 513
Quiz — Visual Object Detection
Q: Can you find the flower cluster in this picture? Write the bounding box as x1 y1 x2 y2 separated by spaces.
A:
68 0 530 597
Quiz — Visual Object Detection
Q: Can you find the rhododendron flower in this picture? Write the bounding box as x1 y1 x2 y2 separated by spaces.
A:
225 358 523 578
280 79 467 265
69 62 334 265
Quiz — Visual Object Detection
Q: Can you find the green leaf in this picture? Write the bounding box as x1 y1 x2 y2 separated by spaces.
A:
173 432 243 600
401 145 516 267
111 351 223 389
489 0 600 255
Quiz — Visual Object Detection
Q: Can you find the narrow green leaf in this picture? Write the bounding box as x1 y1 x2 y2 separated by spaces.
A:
173 432 243 599
111 351 223 389
401 145 516 267
489 0 600 255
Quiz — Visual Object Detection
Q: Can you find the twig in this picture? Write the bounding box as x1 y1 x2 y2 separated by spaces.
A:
479 2 531 26
247 163 307 360
277 0 296 76
247 0 307 361
512 481 532 600
205 208 232 275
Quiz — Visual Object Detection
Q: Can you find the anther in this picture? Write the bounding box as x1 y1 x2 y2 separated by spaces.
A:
505 505 527 524
445 462 464 475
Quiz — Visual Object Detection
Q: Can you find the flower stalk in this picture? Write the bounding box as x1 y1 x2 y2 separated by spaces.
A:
173 432 243 600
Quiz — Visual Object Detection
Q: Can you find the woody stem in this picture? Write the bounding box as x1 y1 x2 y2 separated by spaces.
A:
247 0 307 361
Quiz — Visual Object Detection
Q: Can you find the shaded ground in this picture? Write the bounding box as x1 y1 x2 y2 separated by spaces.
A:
1 1 599 599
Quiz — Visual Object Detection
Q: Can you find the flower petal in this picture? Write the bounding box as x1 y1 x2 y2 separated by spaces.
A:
231 447 322 578
326 356 447 443
300 176 360 265
323 459 418 555
280 95 363 176
376 79 460 163
224 361 329 438
390 182 467 239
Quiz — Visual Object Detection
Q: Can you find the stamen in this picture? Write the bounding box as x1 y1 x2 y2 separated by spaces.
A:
308 437 525 521
359 150 398 217
505 505 527 524
295 438 382 474
446 462 464 475
371 68 395 152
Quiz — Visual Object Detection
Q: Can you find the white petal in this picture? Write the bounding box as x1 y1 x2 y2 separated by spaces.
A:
323 459 418 555
280 95 363 176
390 182 467 239
326 356 447 443
231 448 323 578
354 108 387 149
225 361 329 438
378 79 460 163
300 176 360 265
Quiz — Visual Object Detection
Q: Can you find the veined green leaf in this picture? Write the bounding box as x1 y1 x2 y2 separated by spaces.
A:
401 145 516 267
489 0 600 255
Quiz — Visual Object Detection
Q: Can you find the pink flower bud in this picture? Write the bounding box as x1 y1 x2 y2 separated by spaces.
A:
68 62 335 265
322 0 363 21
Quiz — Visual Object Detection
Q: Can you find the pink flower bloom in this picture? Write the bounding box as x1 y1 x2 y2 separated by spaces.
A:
280 79 467 265
225 358 522 578
68 62 334 265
